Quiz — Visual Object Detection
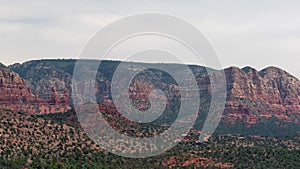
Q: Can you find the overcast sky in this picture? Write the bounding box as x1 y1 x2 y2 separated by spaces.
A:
0 0 299 78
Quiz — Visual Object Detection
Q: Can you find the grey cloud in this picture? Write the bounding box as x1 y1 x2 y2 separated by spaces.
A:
0 0 299 78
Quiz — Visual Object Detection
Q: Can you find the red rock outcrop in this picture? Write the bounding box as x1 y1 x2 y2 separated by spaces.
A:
60 88 70 106
223 66 300 125
49 86 59 105
6 59 300 127
0 68 70 114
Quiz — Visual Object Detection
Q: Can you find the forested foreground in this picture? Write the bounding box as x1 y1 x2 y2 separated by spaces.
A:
1 134 299 168
1 111 299 168
0 145 300 169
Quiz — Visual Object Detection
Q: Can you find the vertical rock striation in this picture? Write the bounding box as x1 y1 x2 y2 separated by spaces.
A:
0 67 71 114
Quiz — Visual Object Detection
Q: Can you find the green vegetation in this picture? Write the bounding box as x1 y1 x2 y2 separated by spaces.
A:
0 111 299 168
0 133 299 168
216 116 300 137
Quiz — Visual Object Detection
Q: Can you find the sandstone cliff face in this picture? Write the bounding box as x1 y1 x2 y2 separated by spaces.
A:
0 68 70 114
8 60 300 127
224 66 300 125
13 62 72 99
0 68 33 104
9 60 98 106
259 67 300 105
225 66 300 105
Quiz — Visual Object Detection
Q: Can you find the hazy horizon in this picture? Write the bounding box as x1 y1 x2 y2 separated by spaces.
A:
3 58 298 79
1 1 299 78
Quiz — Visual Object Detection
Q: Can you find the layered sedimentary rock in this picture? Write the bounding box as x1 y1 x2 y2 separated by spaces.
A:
0 67 70 114
9 60 98 106
8 60 300 127
223 66 300 125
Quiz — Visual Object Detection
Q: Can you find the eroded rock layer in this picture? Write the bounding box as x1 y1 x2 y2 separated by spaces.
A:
0 68 70 114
